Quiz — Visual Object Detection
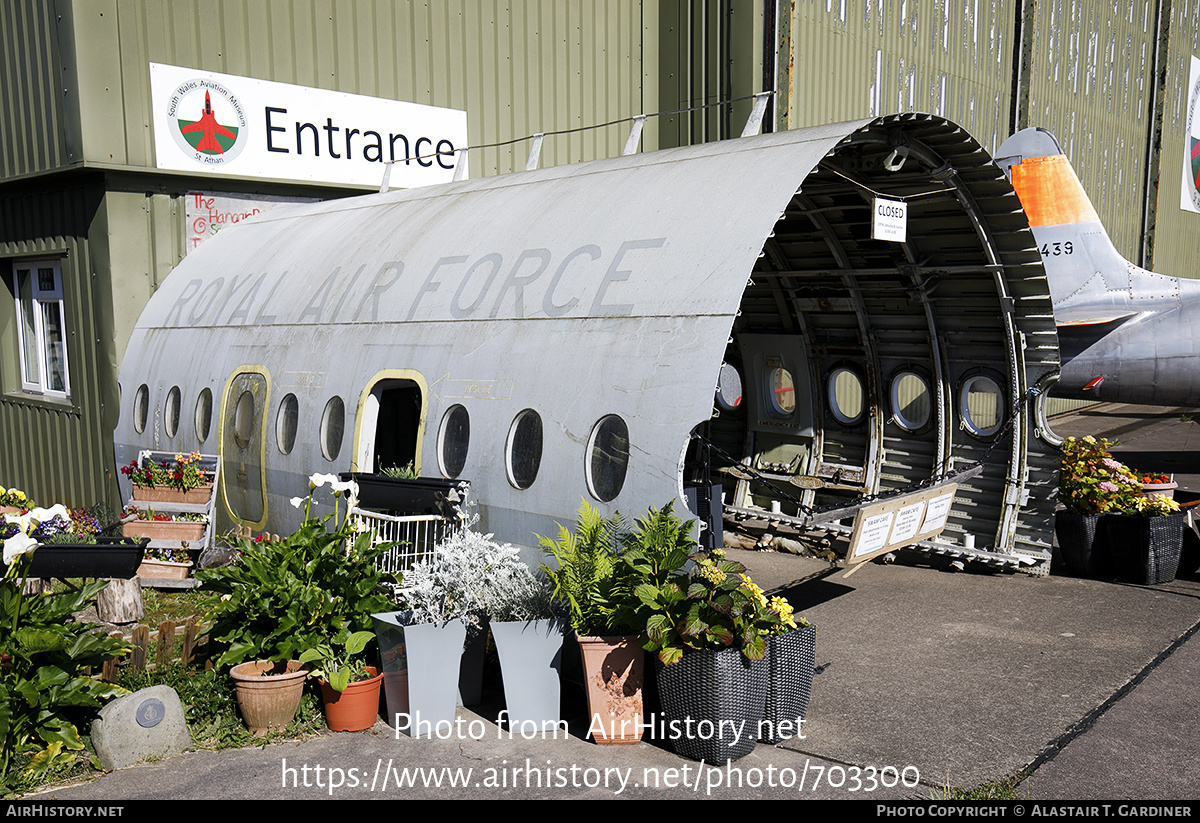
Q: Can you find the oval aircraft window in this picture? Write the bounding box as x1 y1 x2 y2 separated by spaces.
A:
960 375 1005 438
233 390 256 450
586 415 630 503
506 409 543 490
716 363 743 412
277 393 299 455
891 371 931 432
164 386 181 438
195 388 213 443
438 404 470 479
828 367 865 425
321 396 346 461
133 384 149 434
768 367 797 416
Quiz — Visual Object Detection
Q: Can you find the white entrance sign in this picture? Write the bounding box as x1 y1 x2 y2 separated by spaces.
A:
871 197 908 242
150 63 468 189
846 483 958 564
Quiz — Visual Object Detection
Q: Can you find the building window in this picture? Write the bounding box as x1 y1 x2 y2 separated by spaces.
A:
12 261 69 398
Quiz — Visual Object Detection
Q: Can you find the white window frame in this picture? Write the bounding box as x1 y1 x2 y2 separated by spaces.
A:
12 260 70 399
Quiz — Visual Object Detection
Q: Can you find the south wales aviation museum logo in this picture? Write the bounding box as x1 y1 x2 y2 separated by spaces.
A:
165 79 248 166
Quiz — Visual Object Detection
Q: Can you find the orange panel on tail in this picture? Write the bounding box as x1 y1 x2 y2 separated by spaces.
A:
1009 155 1099 227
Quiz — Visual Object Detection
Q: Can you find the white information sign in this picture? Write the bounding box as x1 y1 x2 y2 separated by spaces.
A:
856 511 896 556
872 197 908 242
919 491 956 534
150 63 468 190
888 500 927 545
846 483 958 564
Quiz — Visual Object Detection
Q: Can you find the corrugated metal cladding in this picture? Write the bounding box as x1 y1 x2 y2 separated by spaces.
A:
0 183 118 509
1021 0 1158 264
779 0 1167 272
62 0 656 176
782 0 1015 153
1145 0 1200 280
0 1 70 179
657 0 766 146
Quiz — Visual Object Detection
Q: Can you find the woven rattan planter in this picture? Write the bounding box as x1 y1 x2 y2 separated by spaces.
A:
655 646 767 762
761 625 816 744
1055 511 1110 578
1103 512 1183 585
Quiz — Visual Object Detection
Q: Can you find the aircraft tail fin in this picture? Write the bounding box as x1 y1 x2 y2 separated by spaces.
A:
996 129 1101 229
995 128 1156 316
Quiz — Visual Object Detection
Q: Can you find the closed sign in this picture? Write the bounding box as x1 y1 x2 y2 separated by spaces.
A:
872 197 907 242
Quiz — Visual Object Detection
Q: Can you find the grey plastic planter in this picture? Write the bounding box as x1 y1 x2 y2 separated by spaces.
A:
371 611 466 737
490 619 564 734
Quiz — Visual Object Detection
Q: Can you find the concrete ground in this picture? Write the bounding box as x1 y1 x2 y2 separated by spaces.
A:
24 404 1200 801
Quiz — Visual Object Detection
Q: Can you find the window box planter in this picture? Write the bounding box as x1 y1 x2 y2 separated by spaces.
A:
131 482 215 506
23 537 148 580
136 558 194 581
340 473 466 517
123 519 207 542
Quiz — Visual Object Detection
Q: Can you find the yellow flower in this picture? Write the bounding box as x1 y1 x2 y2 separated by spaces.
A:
698 560 726 585
740 574 768 607
769 596 797 630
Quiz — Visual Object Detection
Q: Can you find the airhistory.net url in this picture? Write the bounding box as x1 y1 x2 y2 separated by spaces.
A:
280 757 920 796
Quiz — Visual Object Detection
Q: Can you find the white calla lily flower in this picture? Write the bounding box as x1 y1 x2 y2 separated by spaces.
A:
308 473 338 489
290 497 305 509
3 532 38 565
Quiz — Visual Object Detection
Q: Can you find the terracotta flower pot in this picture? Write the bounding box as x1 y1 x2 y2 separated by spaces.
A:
576 635 644 745
319 666 383 732
230 660 309 736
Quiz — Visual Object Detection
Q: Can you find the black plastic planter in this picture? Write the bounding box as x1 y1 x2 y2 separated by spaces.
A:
24 537 149 579
339 473 468 518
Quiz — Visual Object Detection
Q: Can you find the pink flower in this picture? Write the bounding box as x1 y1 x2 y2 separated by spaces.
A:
1102 458 1123 470
1099 481 1119 492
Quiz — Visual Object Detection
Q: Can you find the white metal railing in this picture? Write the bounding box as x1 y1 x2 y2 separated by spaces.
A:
348 507 456 575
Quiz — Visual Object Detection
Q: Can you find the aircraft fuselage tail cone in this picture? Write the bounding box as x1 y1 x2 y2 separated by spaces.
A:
996 128 1200 407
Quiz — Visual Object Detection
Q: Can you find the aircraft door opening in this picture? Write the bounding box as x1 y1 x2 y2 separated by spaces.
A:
220 368 270 528
354 371 428 475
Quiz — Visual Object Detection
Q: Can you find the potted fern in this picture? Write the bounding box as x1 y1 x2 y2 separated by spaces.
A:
539 501 697 746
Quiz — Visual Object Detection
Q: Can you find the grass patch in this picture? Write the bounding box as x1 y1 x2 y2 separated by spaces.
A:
140 585 210 625
931 774 1028 800
116 661 326 750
